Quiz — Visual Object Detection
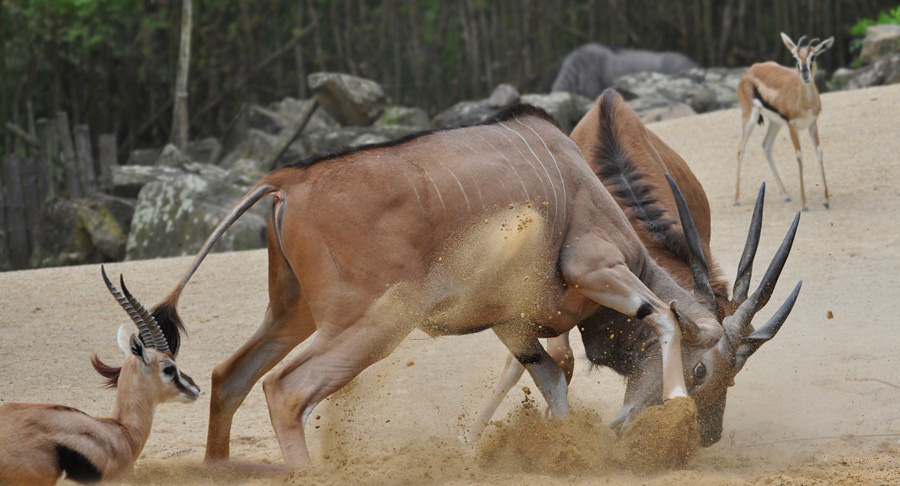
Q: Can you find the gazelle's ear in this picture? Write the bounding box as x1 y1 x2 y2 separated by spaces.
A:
814 37 835 54
129 333 151 365
780 33 797 53
117 324 131 357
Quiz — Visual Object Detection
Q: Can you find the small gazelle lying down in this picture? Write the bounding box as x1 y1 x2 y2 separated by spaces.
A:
736 33 834 210
0 267 200 485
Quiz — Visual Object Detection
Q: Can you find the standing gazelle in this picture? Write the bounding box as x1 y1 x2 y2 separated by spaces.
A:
736 33 835 210
0 267 200 486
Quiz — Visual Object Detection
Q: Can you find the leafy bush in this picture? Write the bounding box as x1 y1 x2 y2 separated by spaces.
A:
849 5 900 55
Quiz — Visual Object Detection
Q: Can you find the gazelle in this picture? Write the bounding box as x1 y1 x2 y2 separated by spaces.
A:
0 267 200 485
472 90 803 446
736 33 835 210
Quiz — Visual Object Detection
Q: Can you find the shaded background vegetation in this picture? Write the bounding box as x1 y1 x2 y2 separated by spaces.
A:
1 0 895 157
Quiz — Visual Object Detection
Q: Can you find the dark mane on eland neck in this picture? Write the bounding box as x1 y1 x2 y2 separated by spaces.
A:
592 89 690 265
279 103 558 171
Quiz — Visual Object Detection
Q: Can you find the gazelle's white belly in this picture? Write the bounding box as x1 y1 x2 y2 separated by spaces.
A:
790 110 816 130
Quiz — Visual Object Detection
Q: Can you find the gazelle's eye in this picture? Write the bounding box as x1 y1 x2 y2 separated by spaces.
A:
163 366 177 376
693 362 707 382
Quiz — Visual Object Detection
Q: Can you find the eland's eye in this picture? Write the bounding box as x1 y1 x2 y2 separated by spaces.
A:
693 362 707 381
163 366 177 376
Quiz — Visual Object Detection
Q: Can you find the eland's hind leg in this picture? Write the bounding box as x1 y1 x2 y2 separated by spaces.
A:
206 232 315 462
262 316 414 467
562 239 688 400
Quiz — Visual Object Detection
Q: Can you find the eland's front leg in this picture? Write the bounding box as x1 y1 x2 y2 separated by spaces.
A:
493 325 570 417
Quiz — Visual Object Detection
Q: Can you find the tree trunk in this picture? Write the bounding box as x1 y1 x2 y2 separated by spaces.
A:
171 0 193 150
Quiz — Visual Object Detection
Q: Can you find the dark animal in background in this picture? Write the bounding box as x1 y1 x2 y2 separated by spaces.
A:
550 43 698 99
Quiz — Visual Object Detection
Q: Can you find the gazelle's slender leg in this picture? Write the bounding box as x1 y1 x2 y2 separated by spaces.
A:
809 121 830 208
787 124 808 211
735 105 761 205
493 324 570 417
563 240 698 401
468 353 525 442
762 121 791 201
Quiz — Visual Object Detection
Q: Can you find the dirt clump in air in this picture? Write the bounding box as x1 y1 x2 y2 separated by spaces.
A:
617 396 700 471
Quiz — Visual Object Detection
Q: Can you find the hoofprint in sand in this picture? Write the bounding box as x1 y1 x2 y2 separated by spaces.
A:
0 85 898 485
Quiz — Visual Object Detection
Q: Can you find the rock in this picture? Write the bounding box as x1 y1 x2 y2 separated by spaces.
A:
218 128 306 172
126 148 162 166
30 195 135 268
431 101 497 128
486 84 521 108
154 143 193 168
375 107 431 128
247 104 288 135
350 133 390 147
185 137 222 165
613 67 746 114
845 54 900 89
111 165 184 198
519 92 593 133
860 24 900 64
303 125 423 154
626 97 696 124
308 72 386 125
268 97 337 132
125 169 267 261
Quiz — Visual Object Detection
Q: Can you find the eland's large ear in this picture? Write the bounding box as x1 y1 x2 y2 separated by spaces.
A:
117 324 132 358
129 333 151 366
780 33 797 53
814 37 835 55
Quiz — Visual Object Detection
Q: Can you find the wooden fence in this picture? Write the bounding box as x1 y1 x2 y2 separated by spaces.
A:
1 114 117 271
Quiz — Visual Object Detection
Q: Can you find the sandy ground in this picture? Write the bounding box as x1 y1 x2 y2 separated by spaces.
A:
1 84 899 485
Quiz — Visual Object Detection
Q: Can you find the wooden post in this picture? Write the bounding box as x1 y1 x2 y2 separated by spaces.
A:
20 156 41 244
0 169 9 271
56 112 82 199
171 0 193 150
98 134 117 192
36 118 59 199
74 124 96 194
35 154 52 203
2 154 31 268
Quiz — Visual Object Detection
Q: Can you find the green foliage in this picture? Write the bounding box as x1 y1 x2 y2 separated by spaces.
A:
849 5 900 53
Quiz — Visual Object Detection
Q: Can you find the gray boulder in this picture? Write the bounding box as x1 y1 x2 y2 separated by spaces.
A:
308 72 386 126
860 24 900 64
218 128 307 172
520 92 594 133
125 168 267 261
303 125 423 154
431 101 497 129
126 148 162 166
835 53 900 90
486 84 521 108
185 137 222 165
268 97 337 132
247 104 289 135
613 67 747 114
375 107 431 129
626 97 696 124
111 165 184 198
155 144 193 168
30 195 135 268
